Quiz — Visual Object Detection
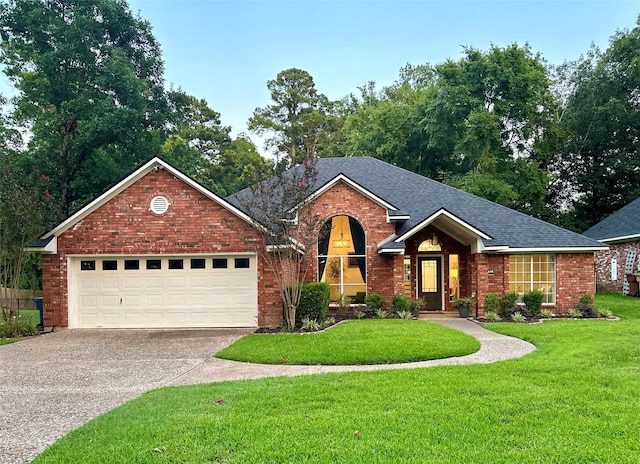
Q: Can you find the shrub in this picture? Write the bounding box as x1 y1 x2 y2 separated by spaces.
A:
574 293 596 318
374 308 388 319
595 307 613 318
570 309 583 318
395 309 411 319
295 282 330 327
523 289 544 317
498 292 520 318
511 312 526 323
541 309 555 319
337 294 351 314
484 293 500 314
300 316 321 332
0 315 38 338
391 294 410 314
485 311 501 322
365 293 385 312
354 310 367 319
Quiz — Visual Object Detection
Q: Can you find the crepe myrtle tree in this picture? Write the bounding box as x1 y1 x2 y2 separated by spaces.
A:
238 156 325 329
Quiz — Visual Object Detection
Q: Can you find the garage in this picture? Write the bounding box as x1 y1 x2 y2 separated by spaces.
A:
70 255 258 328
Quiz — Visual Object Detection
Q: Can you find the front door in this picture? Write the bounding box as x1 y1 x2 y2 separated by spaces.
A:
418 256 442 310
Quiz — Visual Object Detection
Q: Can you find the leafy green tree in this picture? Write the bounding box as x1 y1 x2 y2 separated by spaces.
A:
423 45 559 216
553 18 640 230
0 0 168 218
249 68 343 162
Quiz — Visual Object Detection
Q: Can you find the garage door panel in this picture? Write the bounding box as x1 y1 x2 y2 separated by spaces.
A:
73 256 257 328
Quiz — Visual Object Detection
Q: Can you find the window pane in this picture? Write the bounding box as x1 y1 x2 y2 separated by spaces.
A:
102 260 117 271
146 259 161 270
81 260 95 271
509 255 555 304
213 258 228 269
190 258 206 269
235 258 250 269
124 260 139 270
169 259 184 270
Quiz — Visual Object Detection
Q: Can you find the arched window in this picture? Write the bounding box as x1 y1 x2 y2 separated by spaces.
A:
318 216 366 302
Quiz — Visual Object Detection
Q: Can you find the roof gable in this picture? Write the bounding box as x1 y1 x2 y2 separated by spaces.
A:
42 157 257 240
583 197 640 243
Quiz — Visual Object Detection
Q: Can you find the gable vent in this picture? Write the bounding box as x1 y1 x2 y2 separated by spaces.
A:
150 196 169 215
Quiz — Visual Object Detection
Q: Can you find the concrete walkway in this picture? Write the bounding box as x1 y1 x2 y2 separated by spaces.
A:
0 319 535 464
169 318 536 385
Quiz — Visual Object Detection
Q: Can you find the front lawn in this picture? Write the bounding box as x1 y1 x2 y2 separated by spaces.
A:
0 338 17 346
34 294 640 463
216 319 480 364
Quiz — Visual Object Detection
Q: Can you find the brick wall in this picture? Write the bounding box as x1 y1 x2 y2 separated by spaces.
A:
302 181 402 307
555 253 595 312
42 168 280 327
593 241 639 293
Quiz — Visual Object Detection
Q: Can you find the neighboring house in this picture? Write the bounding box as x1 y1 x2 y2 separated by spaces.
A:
28 156 605 329
583 197 640 294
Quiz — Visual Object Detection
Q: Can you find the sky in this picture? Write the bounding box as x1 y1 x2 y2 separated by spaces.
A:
4 0 640 151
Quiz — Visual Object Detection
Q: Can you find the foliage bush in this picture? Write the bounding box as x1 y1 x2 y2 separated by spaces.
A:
395 309 411 319
484 311 502 322
374 308 388 319
354 310 367 319
498 291 520 318
595 307 613 318
541 309 555 319
523 289 544 317
300 316 321 332
0 314 37 338
295 282 330 327
511 312 527 323
574 294 596 318
365 293 385 312
484 293 500 314
570 308 583 318
337 294 351 314
391 294 410 315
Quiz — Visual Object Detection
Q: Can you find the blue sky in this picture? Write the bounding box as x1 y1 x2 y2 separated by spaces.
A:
4 1 640 150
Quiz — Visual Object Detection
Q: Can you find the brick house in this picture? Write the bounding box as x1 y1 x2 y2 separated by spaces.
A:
29 156 605 329
583 197 640 294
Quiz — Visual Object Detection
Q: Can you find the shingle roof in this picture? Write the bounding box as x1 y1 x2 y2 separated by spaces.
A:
582 196 640 242
230 156 604 251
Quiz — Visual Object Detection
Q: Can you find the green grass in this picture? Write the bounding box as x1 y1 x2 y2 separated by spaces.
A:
216 319 480 364
0 338 17 346
34 294 640 463
18 309 40 325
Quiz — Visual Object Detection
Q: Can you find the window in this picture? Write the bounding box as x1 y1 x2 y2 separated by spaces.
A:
102 260 117 271
168 259 184 270
213 258 228 269
318 215 366 302
124 260 140 270
449 254 459 301
234 258 250 269
403 257 412 298
146 259 162 270
509 255 556 304
611 257 618 281
191 258 206 269
81 260 95 271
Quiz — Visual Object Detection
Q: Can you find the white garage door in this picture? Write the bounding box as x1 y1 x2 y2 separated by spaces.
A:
70 255 258 328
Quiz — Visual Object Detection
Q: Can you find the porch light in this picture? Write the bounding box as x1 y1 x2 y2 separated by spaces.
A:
432 232 438 246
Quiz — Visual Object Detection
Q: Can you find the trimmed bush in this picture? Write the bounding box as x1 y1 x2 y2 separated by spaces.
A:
484 293 499 313
391 294 410 315
575 293 597 318
295 282 330 327
365 293 385 312
523 289 544 317
498 291 519 318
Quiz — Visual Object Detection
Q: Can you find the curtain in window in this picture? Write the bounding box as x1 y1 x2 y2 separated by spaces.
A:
349 216 366 282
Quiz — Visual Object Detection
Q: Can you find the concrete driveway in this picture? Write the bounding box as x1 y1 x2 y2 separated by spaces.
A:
0 328 253 464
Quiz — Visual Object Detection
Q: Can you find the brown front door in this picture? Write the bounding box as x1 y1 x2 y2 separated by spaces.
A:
418 256 442 310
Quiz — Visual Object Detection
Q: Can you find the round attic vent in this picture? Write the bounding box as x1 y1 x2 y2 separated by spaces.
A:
150 196 169 215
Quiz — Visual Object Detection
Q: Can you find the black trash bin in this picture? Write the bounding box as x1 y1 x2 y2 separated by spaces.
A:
32 297 44 330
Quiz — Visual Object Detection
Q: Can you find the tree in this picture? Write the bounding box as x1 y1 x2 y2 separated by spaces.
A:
249 68 343 162
553 18 640 230
237 157 323 329
0 0 168 219
423 44 560 217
